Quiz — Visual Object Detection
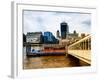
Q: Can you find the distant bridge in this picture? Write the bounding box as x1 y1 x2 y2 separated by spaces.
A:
67 35 91 64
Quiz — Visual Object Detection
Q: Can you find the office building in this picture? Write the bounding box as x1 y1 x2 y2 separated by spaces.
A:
56 30 60 38
44 31 59 44
60 22 69 39
26 32 43 43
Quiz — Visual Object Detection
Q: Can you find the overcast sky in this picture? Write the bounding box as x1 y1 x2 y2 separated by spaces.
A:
23 10 91 37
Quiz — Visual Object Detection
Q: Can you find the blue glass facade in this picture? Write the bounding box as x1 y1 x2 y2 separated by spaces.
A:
43 31 59 44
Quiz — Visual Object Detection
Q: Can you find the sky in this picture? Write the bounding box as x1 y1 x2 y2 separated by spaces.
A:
23 10 91 37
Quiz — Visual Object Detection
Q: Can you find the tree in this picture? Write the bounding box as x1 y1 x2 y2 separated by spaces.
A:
23 33 26 42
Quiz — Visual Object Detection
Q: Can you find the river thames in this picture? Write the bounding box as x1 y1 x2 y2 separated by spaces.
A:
23 55 90 69
23 47 90 69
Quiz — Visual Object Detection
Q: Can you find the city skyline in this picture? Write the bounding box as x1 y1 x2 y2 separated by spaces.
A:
23 10 91 37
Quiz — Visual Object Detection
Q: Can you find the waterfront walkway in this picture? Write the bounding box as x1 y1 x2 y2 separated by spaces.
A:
67 35 91 64
68 50 91 64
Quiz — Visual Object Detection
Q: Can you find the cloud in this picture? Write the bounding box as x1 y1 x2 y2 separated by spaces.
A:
23 10 91 36
82 20 91 26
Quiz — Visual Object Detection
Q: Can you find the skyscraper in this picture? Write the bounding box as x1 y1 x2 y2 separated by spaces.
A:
60 22 69 39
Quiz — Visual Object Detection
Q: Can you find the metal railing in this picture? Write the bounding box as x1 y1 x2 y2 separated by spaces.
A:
68 35 91 64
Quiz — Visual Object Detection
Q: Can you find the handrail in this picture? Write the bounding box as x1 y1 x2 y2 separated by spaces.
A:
68 35 91 48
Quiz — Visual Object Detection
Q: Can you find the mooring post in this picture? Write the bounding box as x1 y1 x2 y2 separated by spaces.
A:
65 45 68 57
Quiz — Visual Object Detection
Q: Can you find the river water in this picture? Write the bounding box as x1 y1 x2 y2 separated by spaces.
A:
23 47 90 69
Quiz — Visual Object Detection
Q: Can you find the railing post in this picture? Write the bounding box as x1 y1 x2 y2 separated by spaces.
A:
65 45 68 57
